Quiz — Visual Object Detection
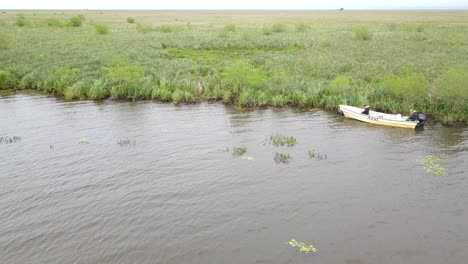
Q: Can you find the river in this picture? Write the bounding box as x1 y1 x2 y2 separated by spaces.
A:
1 94 467 264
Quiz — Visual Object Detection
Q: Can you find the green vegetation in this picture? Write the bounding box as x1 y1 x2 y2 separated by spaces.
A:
117 138 135 146
68 15 85 27
0 33 8 49
126 17 135 24
0 11 467 125
274 152 291 163
233 146 247 156
80 137 90 144
288 239 317 254
266 133 297 147
0 136 22 144
354 26 373 40
420 155 446 176
94 23 110 34
308 149 327 160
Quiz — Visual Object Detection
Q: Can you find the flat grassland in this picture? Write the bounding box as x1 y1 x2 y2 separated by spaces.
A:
0 10 467 124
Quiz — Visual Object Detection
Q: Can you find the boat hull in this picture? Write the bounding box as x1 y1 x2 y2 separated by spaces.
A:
339 105 419 129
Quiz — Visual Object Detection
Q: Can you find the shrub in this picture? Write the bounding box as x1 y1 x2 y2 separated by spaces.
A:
68 15 85 27
136 24 154 33
380 73 428 99
15 15 27 27
223 23 236 32
0 33 7 49
436 68 468 107
416 24 424 32
295 22 309 32
94 23 110 34
126 17 135 24
42 18 63 27
222 60 268 89
159 24 181 33
262 26 272 35
354 26 373 40
328 75 350 94
272 23 287 33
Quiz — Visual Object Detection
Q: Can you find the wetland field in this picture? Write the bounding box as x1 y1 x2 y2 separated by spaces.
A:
0 10 467 124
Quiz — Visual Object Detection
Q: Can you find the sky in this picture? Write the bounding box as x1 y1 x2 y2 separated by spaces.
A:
2 0 467 10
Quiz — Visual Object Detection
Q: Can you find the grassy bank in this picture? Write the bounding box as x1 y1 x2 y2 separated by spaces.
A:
0 11 467 124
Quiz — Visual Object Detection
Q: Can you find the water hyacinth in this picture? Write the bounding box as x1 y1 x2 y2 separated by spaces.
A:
420 155 446 176
117 138 135 146
266 133 297 147
80 137 90 144
233 146 247 156
288 239 317 254
0 136 22 144
274 152 291 164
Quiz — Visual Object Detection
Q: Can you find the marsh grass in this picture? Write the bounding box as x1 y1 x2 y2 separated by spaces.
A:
0 136 22 144
80 137 90 144
308 149 327 160
266 133 297 147
136 24 154 33
94 23 110 34
288 239 317 254
127 17 135 24
0 33 8 49
274 152 291 164
68 15 85 27
0 11 466 125
420 155 446 176
233 146 247 156
15 15 28 27
117 138 135 146
354 26 373 40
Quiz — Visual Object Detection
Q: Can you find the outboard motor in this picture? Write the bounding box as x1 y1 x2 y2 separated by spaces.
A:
417 113 426 127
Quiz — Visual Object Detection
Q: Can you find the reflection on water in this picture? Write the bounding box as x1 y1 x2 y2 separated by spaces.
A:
0 94 467 264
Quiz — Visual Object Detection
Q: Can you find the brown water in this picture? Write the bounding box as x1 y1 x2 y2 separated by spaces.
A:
1 94 467 264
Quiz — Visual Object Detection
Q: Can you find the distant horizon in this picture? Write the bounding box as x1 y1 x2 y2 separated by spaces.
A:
2 0 468 11
1 8 468 11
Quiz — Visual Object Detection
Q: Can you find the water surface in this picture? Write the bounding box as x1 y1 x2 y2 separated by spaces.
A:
1 95 467 264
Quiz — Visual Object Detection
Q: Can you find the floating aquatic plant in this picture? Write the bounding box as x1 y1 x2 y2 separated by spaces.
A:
241 156 254 161
308 149 327 160
80 137 90 144
274 152 291 164
233 146 247 156
288 239 317 254
266 133 297 147
117 138 135 146
420 155 446 176
0 136 21 144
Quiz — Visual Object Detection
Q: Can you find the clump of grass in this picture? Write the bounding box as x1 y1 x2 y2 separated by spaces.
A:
15 15 28 27
319 38 332 48
266 133 297 147
308 149 327 160
223 23 236 32
126 17 135 24
420 155 446 176
274 152 291 164
117 138 135 146
159 24 182 33
288 239 317 254
379 73 427 100
222 59 268 89
43 18 63 27
233 146 247 156
261 25 273 35
0 33 8 50
416 24 425 32
94 23 110 34
295 22 309 32
354 26 373 40
136 24 154 33
68 15 85 27
0 136 22 144
80 137 90 144
435 67 468 111
272 23 287 33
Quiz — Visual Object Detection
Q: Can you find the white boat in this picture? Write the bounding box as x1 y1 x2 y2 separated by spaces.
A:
339 105 426 129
